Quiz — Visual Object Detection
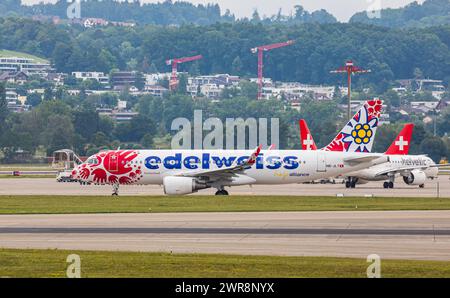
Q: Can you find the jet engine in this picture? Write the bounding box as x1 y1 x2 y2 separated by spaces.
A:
163 176 209 195
403 170 427 186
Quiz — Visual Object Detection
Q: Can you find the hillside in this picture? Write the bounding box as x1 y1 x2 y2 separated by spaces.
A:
1 16 449 92
0 49 49 63
350 0 450 28
1 0 337 26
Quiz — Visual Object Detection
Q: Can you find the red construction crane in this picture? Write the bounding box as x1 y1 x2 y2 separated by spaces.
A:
330 60 371 121
166 55 202 91
251 40 294 100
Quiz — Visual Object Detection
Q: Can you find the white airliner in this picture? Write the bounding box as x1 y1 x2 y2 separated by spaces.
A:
71 101 389 195
300 119 444 189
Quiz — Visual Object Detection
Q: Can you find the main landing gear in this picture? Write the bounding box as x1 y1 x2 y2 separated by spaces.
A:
345 177 357 189
383 176 395 189
383 181 394 189
112 183 119 196
215 187 229 196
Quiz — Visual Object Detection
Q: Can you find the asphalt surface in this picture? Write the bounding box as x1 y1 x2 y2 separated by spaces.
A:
2 211 450 261
0 176 449 197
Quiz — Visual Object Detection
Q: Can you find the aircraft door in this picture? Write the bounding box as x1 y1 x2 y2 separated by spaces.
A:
317 152 327 172
109 151 120 173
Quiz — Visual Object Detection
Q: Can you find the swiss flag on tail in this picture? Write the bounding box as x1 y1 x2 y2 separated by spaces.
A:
385 123 414 155
299 119 318 150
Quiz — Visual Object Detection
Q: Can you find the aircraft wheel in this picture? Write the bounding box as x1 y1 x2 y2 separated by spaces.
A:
419 184 425 188
388 182 394 189
383 182 389 189
215 190 229 196
345 181 351 188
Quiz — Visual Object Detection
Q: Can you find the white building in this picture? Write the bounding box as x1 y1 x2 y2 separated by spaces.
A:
144 73 174 86
5 88 18 102
189 74 240 87
144 85 169 98
410 101 440 112
0 57 52 76
262 83 335 101
72 72 109 84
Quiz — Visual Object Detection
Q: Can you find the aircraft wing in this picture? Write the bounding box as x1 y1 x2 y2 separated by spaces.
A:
176 145 262 179
432 163 450 168
374 163 450 177
343 154 387 166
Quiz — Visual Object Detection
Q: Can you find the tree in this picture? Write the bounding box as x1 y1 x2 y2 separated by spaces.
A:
25 92 42 107
42 114 75 154
0 82 7 127
177 74 188 94
384 89 401 107
140 133 154 148
420 136 447 163
251 9 261 23
239 81 258 100
73 108 99 141
231 56 243 75
43 87 53 101
135 72 146 91
413 68 424 79
92 131 109 147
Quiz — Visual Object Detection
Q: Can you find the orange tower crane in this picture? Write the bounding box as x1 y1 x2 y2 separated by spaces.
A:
166 55 202 91
251 40 294 100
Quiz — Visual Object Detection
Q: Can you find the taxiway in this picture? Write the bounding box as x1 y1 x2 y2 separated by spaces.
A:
1 210 450 261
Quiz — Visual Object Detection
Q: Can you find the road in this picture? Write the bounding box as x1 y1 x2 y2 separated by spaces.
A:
0 176 449 197
1 211 450 261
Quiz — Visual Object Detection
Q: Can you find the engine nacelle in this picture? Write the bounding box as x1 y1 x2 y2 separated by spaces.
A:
403 170 427 186
163 176 209 195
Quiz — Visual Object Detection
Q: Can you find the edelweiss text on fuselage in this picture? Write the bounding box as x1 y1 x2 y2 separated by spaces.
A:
144 153 300 170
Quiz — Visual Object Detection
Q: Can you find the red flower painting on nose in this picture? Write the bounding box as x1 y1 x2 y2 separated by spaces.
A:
119 176 132 185
108 175 118 184
80 168 90 180
80 150 142 185
92 168 107 183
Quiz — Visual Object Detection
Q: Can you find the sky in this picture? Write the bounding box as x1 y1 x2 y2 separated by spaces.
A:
22 0 426 22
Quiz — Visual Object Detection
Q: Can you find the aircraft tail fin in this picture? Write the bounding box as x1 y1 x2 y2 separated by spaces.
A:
385 123 414 155
324 99 383 153
299 119 318 150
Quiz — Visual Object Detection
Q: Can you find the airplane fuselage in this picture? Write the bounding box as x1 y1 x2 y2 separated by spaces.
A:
346 155 437 181
73 149 387 187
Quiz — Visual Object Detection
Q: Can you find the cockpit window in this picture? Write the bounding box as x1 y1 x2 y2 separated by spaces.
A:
87 157 98 164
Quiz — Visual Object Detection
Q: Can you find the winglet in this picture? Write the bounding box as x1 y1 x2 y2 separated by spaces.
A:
385 123 414 155
299 119 318 150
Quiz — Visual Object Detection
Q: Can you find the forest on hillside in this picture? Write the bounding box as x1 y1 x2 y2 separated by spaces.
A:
0 16 449 92
2 0 449 28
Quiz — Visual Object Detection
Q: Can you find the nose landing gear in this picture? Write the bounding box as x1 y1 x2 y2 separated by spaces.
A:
112 183 119 196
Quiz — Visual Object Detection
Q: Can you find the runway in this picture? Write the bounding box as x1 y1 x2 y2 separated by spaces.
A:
2 210 450 261
0 175 448 197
